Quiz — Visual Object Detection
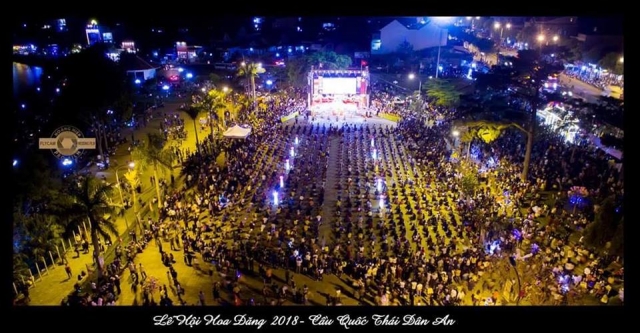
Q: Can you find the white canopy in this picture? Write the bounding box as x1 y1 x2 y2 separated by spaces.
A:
222 125 252 139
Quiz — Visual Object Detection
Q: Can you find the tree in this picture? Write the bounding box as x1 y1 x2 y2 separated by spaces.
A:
424 78 462 107
132 133 174 208
123 168 143 231
206 89 232 135
460 168 480 196
61 177 118 278
236 62 266 104
184 106 203 155
473 50 562 181
598 52 624 75
285 51 353 88
584 195 623 254
582 46 605 64
516 25 538 44
308 51 352 69
13 212 65 264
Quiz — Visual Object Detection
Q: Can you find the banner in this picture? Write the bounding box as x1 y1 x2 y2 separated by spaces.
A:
281 111 299 123
378 113 401 122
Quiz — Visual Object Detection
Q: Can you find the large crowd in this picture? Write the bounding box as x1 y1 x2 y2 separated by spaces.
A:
63 79 623 306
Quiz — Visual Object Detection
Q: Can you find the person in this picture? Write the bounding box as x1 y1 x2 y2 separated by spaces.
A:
65 263 72 279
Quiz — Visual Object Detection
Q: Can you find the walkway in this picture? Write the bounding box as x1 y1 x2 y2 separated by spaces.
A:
24 99 211 305
319 136 341 243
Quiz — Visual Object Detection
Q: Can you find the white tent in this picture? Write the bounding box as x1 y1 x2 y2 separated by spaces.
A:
223 125 252 139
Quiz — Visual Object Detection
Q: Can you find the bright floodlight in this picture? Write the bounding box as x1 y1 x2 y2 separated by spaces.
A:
466 17 472 20
553 35 559 42
135 79 141 84
162 85 170 90
222 86 229 92
408 73 416 80
62 158 73 166
494 22 500 29
241 62 246 67
178 67 184 72
186 73 193 79
537 34 545 42
56 88 60 93
506 23 512 29
128 162 135 168
266 80 273 85
619 57 624 63
452 130 460 137
201 87 206 92
13 159 18 167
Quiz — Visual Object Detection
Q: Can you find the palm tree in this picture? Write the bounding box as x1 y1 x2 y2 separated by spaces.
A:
131 133 174 209
204 89 229 139
123 168 143 231
236 62 265 106
184 106 203 155
62 177 118 278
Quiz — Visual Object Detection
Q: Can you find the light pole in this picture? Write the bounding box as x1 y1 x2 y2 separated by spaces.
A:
432 17 453 79
466 16 480 30
408 73 422 95
509 256 522 305
114 162 135 230
494 22 511 44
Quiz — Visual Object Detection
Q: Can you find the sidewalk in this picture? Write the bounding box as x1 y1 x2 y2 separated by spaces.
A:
26 100 210 305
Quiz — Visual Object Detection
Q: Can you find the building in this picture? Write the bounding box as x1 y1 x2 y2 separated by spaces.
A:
121 41 136 53
526 17 578 38
371 19 448 55
125 56 159 81
176 41 202 63
575 33 623 53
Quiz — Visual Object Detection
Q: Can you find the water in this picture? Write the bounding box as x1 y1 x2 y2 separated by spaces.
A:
13 62 43 97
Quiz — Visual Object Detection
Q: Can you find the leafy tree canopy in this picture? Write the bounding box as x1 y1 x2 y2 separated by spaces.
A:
598 52 624 75
285 51 353 88
424 78 462 107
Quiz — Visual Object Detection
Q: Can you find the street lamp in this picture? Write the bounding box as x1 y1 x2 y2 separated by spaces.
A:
115 162 135 230
494 22 511 42
619 57 624 64
552 35 559 42
222 86 229 92
408 73 422 95
432 16 453 79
